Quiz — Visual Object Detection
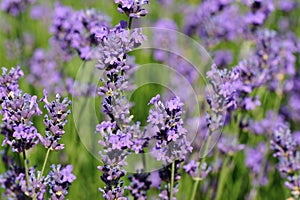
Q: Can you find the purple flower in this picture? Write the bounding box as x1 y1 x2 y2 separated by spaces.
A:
98 165 126 200
47 164 76 200
0 164 27 199
243 0 275 26
147 95 192 163
0 165 47 200
115 0 149 18
39 90 71 151
0 86 42 152
246 143 267 174
245 143 268 186
28 48 63 94
128 172 151 200
270 124 300 198
1 0 36 16
277 0 298 12
244 96 261 110
50 3 111 61
0 66 24 99
96 19 148 199
183 1 245 46
213 50 233 68
218 134 245 155
183 160 199 177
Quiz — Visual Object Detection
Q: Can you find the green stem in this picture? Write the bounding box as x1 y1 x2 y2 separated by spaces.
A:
215 157 230 200
170 161 175 200
22 151 30 188
128 17 133 30
191 179 200 200
190 134 212 200
33 148 51 200
39 148 51 180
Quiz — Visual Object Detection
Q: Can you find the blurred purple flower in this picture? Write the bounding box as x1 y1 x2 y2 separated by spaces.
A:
50 3 111 61
1 0 35 16
218 134 245 155
277 0 298 12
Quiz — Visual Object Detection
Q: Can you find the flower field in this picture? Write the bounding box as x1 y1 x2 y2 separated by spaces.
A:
1 0 300 199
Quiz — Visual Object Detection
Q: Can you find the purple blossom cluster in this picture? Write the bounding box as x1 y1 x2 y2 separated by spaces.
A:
128 172 151 200
47 164 76 200
28 47 97 96
243 0 275 26
184 0 245 46
115 0 149 18
50 3 111 60
1 0 35 16
0 66 75 199
147 95 192 163
39 90 71 151
0 67 42 153
271 124 300 198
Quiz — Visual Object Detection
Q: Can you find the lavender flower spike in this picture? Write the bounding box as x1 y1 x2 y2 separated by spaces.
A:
271 124 300 198
147 94 192 163
47 164 76 200
39 89 71 150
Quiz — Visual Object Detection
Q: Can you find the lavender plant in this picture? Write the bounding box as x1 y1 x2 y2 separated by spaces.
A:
0 66 75 199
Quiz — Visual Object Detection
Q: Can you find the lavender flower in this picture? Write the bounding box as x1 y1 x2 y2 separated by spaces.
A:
153 19 199 84
39 90 71 151
183 0 245 46
1 0 35 16
29 48 97 96
47 164 76 200
18 167 47 200
249 111 286 135
243 0 275 26
218 134 245 155
1 88 42 153
213 50 233 68
245 143 268 186
0 164 27 199
147 95 192 163
183 160 199 178
271 124 300 198
50 3 111 60
277 0 298 12
115 0 150 18
0 66 24 99
95 17 148 200
29 48 63 94
128 172 151 200
98 165 126 200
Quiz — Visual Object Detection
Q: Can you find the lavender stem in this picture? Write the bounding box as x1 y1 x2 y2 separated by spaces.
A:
191 134 212 200
39 148 51 180
22 150 30 189
170 161 175 200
